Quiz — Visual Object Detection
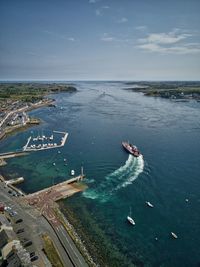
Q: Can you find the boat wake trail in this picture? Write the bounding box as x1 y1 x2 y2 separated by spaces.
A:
83 155 144 202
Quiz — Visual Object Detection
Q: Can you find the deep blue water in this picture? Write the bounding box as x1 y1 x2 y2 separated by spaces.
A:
1 81 200 267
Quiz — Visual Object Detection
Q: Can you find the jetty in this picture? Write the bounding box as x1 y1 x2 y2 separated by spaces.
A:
24 174 86 226
0 151 28 159
26 174 85 204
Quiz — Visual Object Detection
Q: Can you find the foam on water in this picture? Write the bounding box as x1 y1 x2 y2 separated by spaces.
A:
117 155 144 189
83 154 144 202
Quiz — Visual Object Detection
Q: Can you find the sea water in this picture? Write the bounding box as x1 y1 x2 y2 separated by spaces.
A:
0 81 200 266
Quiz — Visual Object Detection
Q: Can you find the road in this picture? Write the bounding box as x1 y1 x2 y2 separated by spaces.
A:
56 224 88 267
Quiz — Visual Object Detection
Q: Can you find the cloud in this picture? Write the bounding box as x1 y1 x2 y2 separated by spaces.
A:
101 37 114 42
101 33 115 42
139 32 190 45
89 0 98 3
100 33 130 45
43 30 76 42
95 9 101 16
102 5 109 9
135 26 147 31
68 37 75 42
118 17 128 23
95 6 109 16
137 29 200 54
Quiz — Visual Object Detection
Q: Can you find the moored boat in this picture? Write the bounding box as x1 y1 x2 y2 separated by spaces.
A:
127 207 135 225
171 232 178 239
146 201 154 208
122 141 141 157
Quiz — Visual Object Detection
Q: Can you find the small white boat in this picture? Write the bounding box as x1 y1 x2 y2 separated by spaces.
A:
127 207 135 225
171 232 178 239
64 158 66 162
146 201 154 208
58 151 61 154
53 162 56 166
71 170 75 176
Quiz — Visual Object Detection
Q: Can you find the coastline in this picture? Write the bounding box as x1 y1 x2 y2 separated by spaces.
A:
0 117 41 141
0 89 98 266
59 199 136 267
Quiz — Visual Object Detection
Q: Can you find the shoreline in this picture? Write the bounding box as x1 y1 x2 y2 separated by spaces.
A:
0 90 98 266
58 198 134 267
0 99 53 141
0 117 41 141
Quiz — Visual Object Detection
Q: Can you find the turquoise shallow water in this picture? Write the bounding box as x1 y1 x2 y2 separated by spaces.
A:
1 81 200 266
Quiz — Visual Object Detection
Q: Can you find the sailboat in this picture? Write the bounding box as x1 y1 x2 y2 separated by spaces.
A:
127 207 135 225
171 232 178 239
146 201 154 208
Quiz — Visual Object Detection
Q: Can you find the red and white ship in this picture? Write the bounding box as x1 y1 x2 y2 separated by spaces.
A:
122 141 141 157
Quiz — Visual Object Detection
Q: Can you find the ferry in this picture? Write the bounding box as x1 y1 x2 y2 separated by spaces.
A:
122 141 141 157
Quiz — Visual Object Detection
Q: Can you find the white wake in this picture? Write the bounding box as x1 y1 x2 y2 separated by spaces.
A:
83 154 144 202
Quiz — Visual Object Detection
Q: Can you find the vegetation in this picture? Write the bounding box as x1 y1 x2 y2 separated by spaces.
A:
42 234 64 267
124 81 200 100
0 82 77 102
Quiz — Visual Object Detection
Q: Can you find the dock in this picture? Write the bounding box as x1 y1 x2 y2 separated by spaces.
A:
24 175 86 226
26 175 85 203
0 151 28 159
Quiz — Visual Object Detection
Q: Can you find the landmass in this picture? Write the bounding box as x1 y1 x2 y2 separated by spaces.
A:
124 81 200 101
0 83 77 140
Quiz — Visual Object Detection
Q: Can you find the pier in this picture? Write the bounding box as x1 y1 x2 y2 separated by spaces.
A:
24 174 86 226
0 151 28 159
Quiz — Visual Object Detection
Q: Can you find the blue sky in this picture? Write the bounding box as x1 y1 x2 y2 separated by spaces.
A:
0 0 200 80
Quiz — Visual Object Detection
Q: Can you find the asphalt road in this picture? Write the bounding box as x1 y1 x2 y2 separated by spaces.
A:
56 224 88 267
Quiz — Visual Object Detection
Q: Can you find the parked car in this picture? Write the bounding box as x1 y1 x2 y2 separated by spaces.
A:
24 240 32 248
9 211 15 217
15 218 23 224
31 256 38 262
30 252 35 257
16 228 24 234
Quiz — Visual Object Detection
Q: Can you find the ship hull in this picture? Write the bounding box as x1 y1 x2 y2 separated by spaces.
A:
122 142 140 157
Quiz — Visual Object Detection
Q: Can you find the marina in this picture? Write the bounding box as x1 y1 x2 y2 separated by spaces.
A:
23 131 68 152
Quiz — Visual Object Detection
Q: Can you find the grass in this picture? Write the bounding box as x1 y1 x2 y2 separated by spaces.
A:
42 234 64 267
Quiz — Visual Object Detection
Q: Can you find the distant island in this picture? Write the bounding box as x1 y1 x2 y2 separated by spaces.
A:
0 82 77 139
124 81 200 101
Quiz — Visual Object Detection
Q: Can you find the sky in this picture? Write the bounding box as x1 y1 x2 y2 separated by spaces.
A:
0 0 200 81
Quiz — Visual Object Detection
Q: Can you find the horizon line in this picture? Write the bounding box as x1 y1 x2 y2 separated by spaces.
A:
0 79 200 82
